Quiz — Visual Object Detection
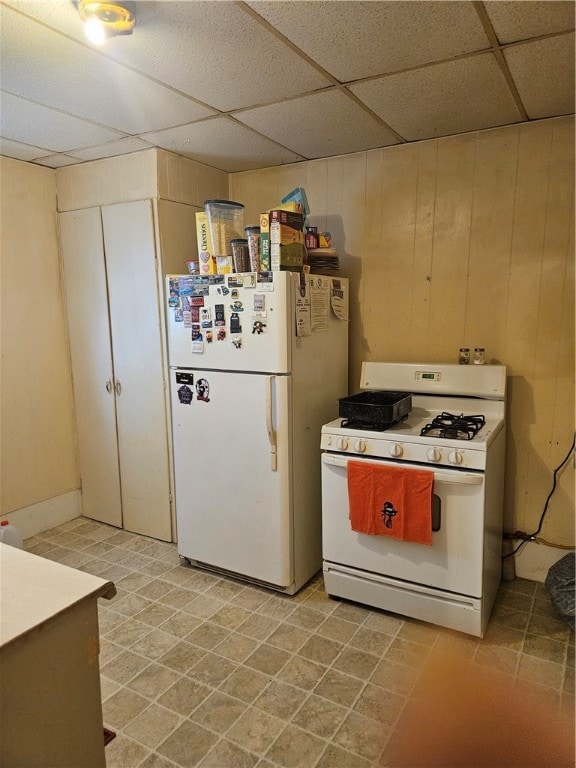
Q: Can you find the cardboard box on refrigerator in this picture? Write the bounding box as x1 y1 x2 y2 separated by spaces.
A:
270 221 305 246
271 242 306 271
259 212 271 271
195 211 217 275
268 209 304 231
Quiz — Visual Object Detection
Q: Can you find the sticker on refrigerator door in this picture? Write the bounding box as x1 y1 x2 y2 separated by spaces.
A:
192 284 209 297
217 328 226 341
191 325 203 341
183 309 192 328
214 304 225 326
243 273 257 289
227 275 243 288
195 379 210 402
331 279 348 320
168 279 180 307
200 307 212 327
252 294 266 315
178 277 196 296
256 271 274 290
231 336 242 349
230 313 242 334
174 308 183 323
177 385 193 404
230 300 244 312
252 321 266 335
217 284 230 296
295 281 311 337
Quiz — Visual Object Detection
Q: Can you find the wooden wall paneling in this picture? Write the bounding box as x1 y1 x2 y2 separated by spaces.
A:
304 158 329 228
466 126 518 363
550 206 575 540
408 141 437 361
376 144 420 362
505 121 554 531
360 148 384 374
526 118 575 539
157 199 200 275
339 153 367 391
231 167 278 223
427 134 476 361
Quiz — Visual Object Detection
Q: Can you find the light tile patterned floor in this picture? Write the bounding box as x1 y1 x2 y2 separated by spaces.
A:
25 519 574 768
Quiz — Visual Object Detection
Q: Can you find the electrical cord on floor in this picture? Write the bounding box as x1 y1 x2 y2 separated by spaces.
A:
503 433 576 559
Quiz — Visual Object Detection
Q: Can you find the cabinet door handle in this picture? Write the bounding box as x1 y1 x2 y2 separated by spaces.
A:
105 379 113 394
114 381 122 396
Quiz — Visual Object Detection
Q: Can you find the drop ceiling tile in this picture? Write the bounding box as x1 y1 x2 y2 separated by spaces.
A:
0 137 50 162
69 137 155 162
235 89 399 158
9 0 333 112
33 154 81 168
0 92 124 152
1 6 216 134
484 1 575 45
141 117 305 173
504 34 575 118
350 53 522 141
246 0 490 81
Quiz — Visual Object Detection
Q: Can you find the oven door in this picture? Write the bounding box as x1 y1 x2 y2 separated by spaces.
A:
321 452 486 598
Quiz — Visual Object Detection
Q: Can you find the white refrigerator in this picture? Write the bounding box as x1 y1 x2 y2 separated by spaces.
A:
166 271 349 594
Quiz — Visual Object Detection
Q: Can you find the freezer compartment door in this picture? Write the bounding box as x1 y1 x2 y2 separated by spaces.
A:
171 369 292 587
166 273 291 373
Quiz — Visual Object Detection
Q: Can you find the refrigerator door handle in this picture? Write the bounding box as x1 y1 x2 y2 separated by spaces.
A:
266 376 278 472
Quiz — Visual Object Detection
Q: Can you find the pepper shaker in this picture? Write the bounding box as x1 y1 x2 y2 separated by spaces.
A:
459 348 470 365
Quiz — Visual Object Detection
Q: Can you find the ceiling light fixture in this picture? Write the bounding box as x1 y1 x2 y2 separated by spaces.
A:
77 1 135 46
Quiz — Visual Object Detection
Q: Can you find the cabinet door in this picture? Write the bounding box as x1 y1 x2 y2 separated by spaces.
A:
101 201 172 541
59 208 122 527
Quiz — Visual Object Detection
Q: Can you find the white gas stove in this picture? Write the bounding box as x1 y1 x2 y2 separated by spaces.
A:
321 362 507 637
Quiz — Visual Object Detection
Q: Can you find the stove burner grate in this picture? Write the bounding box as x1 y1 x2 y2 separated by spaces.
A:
420 412 485 440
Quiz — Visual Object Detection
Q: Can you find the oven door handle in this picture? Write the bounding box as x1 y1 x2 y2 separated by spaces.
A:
321 453 483 485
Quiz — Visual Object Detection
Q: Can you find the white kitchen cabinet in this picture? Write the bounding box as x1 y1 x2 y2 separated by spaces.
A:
59 199 195 541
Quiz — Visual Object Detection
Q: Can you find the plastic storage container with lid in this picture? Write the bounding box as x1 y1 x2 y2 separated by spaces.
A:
0 520 23 549
204 200 245 273
245 226 261 271
230 239 250 272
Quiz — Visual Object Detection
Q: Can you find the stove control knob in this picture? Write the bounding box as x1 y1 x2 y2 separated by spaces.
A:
336 437 349 451
354 439 367 453
389 443 403 457
427 448 442 462
448 450 463 465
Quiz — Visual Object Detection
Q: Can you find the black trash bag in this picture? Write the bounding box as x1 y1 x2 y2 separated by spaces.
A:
545 553 575 630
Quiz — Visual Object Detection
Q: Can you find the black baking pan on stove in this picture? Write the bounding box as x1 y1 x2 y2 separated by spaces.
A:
338 391 412 427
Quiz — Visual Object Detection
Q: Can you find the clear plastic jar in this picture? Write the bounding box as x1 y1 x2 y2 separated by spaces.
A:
459 348 470 365
204 199 244 259
473 348 486 365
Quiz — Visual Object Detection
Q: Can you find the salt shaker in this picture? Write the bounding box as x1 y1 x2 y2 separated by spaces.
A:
473 348 485 365
458 348 470 365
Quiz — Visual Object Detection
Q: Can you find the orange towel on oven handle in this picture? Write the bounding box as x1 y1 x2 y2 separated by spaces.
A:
347 461 434 545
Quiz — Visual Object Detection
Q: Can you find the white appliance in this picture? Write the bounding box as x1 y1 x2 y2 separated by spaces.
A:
167 271 349 594
321 362 506 637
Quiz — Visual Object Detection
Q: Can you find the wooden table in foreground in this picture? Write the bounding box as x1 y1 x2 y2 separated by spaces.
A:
0 542 115 767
